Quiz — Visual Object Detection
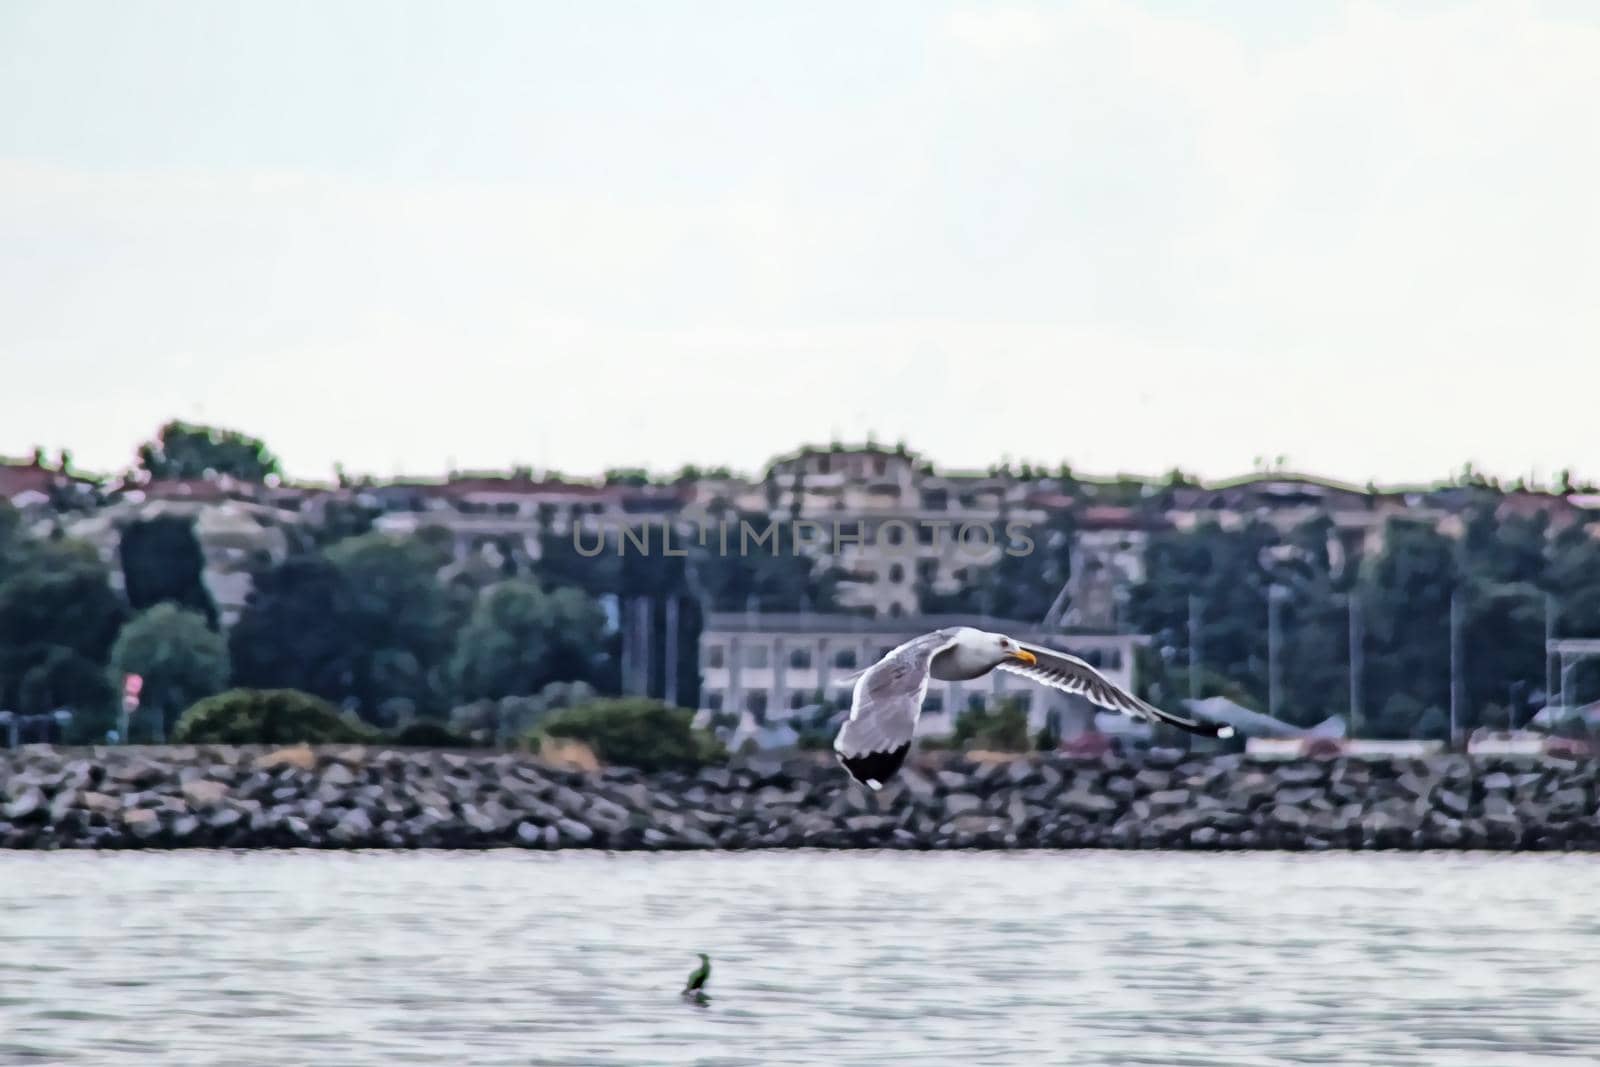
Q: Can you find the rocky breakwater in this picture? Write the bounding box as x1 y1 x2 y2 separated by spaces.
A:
2 744 1599 851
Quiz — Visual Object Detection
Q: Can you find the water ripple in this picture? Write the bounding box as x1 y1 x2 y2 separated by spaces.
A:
1 851 1598 1065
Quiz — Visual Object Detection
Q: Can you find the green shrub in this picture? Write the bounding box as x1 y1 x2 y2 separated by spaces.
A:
389 719 474 747
173 687 379 745
530 697 724 773
952 697 1030 752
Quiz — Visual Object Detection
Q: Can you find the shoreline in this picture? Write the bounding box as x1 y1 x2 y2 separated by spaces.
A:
3 744 1597 852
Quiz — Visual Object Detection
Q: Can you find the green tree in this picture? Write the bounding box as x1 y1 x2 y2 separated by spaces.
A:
0 538 126 736
109 604 231 740
229 554 361 701
137 419 281 482
118 515 217 623
0 500 21 562
447 580 610 703
1359 518 1461 733
1127 519 1282 709
535 521 705 705
324 534 460 721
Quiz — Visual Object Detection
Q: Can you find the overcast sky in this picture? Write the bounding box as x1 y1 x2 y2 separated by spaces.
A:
2 1 1596 485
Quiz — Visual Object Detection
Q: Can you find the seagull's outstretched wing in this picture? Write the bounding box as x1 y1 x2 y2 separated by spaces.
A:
834 629 960 789
999 642 1234 738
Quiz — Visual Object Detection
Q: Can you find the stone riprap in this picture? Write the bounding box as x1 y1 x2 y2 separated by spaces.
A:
2 745 1597 851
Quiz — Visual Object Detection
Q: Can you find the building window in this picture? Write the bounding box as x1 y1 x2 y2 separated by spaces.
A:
924 692 944 714
877 645 894 660
888 563 905 583
884 523 904 545
1109 649 1123 670
789 648 812 669
706 645 725 669
834 649 857 670
789 692 806 710
889 603 903 618
705 691 724 711
835 686 855 706
746 691 768 718
967 694 985 713
744 646 769 669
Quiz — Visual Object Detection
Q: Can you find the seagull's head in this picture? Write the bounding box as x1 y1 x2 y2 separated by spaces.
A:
970 629 1036 669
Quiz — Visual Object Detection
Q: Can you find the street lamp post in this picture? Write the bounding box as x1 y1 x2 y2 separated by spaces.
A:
1268 584 1287 722
1188 594 1202 705
1346 591 1364 738
1449 588 1464 748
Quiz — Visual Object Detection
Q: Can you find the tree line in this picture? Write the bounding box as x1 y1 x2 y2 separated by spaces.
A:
1126 503 1600 738
4 420 1600 745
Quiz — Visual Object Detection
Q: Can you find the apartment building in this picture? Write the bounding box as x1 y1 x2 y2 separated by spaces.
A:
697 611 1147 740
683 444 1056 618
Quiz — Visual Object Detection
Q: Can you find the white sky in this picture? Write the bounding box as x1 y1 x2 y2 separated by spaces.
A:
2 1 1596 485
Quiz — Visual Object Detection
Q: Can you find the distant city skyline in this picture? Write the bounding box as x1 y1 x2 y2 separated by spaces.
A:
3 1 1596 487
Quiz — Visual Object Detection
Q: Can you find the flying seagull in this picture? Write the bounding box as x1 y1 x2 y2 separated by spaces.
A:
833 627 1234 789
681 953 711 1002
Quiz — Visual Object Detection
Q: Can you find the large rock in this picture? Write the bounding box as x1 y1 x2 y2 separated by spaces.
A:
181 779 231 808
254 747 316 773
4 786 46 823
121 808 163 840
328 808 374 844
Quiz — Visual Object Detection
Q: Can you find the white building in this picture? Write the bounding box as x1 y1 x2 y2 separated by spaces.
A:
697 611 1147 740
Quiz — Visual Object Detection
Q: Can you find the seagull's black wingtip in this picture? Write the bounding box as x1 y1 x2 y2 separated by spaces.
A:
836 744 910 789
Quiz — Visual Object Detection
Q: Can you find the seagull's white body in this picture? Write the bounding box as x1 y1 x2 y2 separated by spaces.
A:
832 626 1233 789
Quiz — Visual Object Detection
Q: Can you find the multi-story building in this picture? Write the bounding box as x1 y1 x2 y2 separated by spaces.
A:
368 473 685 569
697 611 1147 740
683 444 1058 618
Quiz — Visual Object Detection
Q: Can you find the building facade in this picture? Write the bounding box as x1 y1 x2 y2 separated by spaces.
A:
697 611 1147 740
683 444 1057 618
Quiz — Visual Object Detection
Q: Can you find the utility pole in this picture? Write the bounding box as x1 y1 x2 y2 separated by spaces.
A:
664 596 680 708
1187 594 1202 704
627 598 646 697
1268 584 1285 722
1545 592 1557 708
1348 592 1364 738
619 596 634 696
1449 588 1464 748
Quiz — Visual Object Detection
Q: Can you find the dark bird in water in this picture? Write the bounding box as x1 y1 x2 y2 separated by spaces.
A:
681 953 711 1003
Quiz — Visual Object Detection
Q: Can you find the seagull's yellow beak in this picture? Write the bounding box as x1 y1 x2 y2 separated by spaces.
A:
1008 649 1037 666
